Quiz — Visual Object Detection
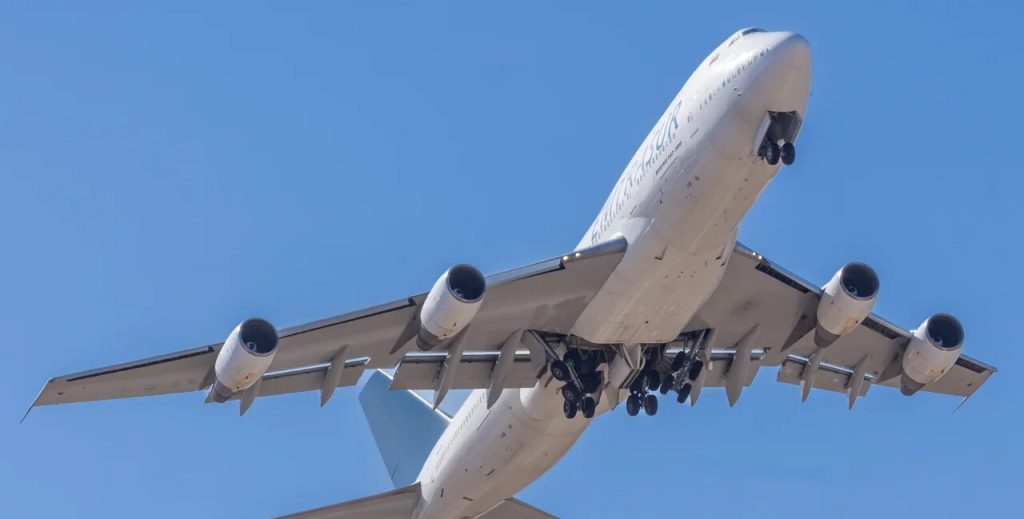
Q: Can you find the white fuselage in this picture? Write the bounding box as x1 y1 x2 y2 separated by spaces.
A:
415 30 811 519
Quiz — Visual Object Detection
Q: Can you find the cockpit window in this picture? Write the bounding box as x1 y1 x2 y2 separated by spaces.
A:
729 28 766 47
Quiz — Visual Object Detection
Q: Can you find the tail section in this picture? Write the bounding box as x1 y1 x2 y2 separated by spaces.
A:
358 371 450 488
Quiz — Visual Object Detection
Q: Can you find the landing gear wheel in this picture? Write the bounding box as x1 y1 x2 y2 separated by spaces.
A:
659 374 675 395
764 141 781 165
671 353 687 372
677 383 693 404
644 394 659 416
550 360 570 382
580 396 597 419
563 398 578 419
688 360 704 381
780 142 795 165
579 373 602 394
626 394 641 416
561 384 582 404
645 370 662 391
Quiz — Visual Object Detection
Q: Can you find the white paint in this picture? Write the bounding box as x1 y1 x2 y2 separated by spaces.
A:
818 267 878 337
214 321 278 393
420 267 485 345
410 29 812 518
903 315 963 387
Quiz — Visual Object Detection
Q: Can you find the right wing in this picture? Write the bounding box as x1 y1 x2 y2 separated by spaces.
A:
669 242 995 406
30 238 627 412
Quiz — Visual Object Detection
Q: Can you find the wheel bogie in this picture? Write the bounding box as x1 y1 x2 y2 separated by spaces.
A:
644 394 658 416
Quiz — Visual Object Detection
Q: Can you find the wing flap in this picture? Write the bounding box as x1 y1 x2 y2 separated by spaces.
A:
32 239 627 410
389 352 542 391
680 242 996 401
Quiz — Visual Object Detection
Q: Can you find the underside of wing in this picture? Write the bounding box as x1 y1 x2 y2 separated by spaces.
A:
30 238 627 415
668 242 996 407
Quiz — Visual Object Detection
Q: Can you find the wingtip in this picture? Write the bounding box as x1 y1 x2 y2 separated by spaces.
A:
21 380 51 424
19 405 34 424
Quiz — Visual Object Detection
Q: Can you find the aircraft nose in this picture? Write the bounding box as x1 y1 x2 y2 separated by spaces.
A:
770 32 811 70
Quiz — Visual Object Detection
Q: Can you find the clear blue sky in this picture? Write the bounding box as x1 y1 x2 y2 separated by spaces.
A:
3 2 1022 517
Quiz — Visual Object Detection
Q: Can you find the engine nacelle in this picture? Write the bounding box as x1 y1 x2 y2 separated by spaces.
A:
815 262 879 347
209 317 279 403
417 264 486 350
900 313 964 395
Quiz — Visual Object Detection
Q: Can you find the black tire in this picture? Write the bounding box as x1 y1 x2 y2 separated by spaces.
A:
677 383 693 403
563 398 578 419
764 141 780 165
645 370 662 391
670 354 687 372
561 384 582 403
644 394 659 416
580 396 597 419
579 372 602 394
659 373 675 395
626 394 641 416
688 360 704 381
780 142 795 165
550 360 570 382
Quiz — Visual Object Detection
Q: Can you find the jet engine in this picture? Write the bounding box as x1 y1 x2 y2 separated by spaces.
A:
900 313 964 395
417 264 486 350
208 317 279 403
815 262 879 347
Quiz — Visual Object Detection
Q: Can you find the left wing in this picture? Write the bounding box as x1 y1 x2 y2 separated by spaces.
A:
671 242 995 407
29 238 628 414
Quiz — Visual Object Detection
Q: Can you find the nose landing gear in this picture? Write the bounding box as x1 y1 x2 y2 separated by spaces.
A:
760 139 796 166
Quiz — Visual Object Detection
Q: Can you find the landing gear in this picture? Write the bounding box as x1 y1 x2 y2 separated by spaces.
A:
580 396 597 419
561 384 582 404
780 142 795 165
659 373 675 395
626 394 641 416
554 346 605 420
763 141 780 165
644 394 659 416
677 383 693 403
625 369 660 416
550 360 570 382
563 399 578 419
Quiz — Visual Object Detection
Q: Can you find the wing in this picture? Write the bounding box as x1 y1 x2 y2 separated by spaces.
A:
29 238 627 414
671 242 996 407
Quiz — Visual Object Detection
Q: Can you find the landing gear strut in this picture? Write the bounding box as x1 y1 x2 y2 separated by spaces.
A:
625 367 661 417
553 347 604 420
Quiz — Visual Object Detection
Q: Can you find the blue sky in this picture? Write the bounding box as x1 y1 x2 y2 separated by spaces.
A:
3 2 1022 517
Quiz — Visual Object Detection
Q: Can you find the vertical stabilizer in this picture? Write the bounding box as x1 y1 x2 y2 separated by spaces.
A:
358 371 450 488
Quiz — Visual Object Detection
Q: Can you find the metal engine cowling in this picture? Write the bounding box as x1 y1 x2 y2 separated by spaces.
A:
208 317 279 403
815 262 880 347
417 264 486 351
901 313 964 395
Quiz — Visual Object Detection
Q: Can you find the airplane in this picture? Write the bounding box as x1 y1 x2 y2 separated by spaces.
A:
28 28 995 519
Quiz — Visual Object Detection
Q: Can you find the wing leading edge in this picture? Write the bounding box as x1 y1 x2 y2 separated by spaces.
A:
675 242 995 406
28 238 628 414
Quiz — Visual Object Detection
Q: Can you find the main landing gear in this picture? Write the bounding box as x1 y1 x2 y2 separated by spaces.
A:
626 368 661 417
552 348 602 419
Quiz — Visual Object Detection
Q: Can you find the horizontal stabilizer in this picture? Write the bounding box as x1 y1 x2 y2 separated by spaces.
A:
276 483 420 519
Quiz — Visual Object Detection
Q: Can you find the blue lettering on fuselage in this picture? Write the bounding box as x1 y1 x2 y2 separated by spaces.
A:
588 100 683 245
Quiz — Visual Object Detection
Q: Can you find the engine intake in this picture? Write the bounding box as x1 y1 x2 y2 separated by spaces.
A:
209 317 279 403
417 264 486 350
900 313 964 395
815 262 879 347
